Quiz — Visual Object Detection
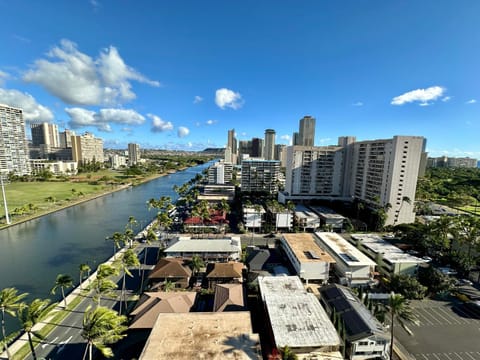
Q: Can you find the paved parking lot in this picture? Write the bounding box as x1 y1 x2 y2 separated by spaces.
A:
395 298 480 360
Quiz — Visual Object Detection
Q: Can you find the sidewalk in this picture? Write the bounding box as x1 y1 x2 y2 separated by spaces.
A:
0 248 128 360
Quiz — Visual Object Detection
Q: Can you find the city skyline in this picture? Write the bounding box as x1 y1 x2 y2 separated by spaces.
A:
0 1 479 157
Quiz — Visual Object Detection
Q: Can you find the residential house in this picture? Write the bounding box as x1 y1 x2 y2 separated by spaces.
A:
206 262 244 289
213 283 246 312
148 258 192 290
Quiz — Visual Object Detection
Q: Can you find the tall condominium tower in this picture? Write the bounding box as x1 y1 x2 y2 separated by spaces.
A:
251 138 264 158
0 104 30 175
299 116 316 146
59 129 75 148
30 122 60 147
225 129 238 164
71 132 104 165
128 143 141 166
264 129 276 160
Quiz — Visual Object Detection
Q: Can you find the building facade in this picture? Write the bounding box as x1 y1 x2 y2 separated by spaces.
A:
128 143 140 166
241 159 280 194
298 115 316 146
30 122 60 148
208 161 233 184
59 129 75 148
264 129 276 160
0 104 30 175
71 132 104 165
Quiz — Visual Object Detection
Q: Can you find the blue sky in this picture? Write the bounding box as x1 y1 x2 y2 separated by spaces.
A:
0 0 479 156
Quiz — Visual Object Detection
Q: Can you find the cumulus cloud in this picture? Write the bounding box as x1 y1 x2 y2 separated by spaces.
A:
65 107 145 132
215 88 244 109
148 114 174 133
352 101 364 106
23 39 159 106
0 88 54 122
193 95 203 104
466 99 477 104
441 96 451 102
391 86 445 106
177 126 190 138
0 71 9 85
206 119 217 125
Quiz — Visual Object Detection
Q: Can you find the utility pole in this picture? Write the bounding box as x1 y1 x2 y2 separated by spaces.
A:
0 174 10 225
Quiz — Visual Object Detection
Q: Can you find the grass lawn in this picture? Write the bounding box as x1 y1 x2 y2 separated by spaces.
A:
459 205 480 215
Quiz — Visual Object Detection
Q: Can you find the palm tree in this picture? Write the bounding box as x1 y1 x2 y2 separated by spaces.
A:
81 306 127 360
51 274 74 308
140 227 157 292
105 232 125 259
163 280 175 292
87 264 119 307
280 345 297 360
190 255 204 277
385 293 418 359
0 288 28 359
115 249 140 315
79 263 91 289
18 298 57 360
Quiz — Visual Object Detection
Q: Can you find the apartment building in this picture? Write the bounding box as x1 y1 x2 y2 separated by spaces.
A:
207 161 233 184
71 132 104 164
128 143 140 166
264 129 276 160
30 122 60 148
298 115 316 146
0 104 30 175
241 159 280 194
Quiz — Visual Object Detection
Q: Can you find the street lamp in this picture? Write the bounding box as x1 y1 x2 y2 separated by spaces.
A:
0 174 10 225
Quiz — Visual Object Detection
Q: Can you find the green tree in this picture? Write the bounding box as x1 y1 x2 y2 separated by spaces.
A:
0 288 28 359
87 264 119 307
105 232 125 259
79 263 91 288
51 274 74 308
280 345 298 360
385 294 418 360
115 249 140 315
18 298 56 360
190 255 204 277
81 306 127 360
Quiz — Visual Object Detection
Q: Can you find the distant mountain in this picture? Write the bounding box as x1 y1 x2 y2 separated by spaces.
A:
200 147 225 155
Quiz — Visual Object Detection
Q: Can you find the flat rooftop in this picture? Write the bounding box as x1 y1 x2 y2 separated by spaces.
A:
315 232 376 267
258 276 340 349
165 236 241 253
309 206 346 220
283 233 335 263
295 205 319 219
350 233 424 264
140 312 260 359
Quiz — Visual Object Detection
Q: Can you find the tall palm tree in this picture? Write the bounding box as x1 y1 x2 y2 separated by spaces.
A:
79 263 91 288
190 255 204 277
385 293 418 360
140 227 157 292
115 249 140 315
87 264 119 307
0 288 28 359
51 274 74 308
18 298 56 360
81 306 127 360
105 232 125 259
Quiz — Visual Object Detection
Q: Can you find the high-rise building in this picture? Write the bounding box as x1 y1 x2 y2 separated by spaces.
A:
299 116 316 146
274 144 287 167
264 129 276 160
71 132 104 165
238 140 252 161
225 129 238 164
0 104 30 175
283 135 425 225
251 138 264 158
241 159 280 194
59 129 75 148
31 122 60 148
128 143 141 166
427 156 477 169
292 132 300 146
208 161 233 184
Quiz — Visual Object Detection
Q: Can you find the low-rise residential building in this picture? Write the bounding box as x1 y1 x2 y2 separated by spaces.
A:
350 234 425 276
139 312 261 359
295 204 321 231
319 284 390 360
147 258 192 290
213 283 246 312
280 233 335 283
29 159 78 176
196 184 235 202
206 262 244 289
243 205 266 231
258 276 342 360
314 232 377 287
265 202 293 231
164 236 242 262
310 206 346 231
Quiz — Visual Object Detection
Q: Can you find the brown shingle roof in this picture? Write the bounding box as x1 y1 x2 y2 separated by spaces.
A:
206 262 244 279
148 258 192 280
213 283 245 312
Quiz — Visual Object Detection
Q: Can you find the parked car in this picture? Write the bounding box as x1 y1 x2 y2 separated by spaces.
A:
438 267 458 276
456 278 473 286
422 256 433 263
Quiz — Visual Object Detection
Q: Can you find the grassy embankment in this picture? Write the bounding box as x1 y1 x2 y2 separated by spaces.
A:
0 169 164 228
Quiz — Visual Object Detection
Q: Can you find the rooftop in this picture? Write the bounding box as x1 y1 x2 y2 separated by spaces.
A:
258 276 340 349
139 312 261 360
314 232 376 267
283 233 335 263
350 233 424 264
165 236 241 253
309 206 346 220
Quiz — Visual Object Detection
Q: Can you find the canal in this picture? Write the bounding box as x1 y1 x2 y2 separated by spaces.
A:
0 162 211 331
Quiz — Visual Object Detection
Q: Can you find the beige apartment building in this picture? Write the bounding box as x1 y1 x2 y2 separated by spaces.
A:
71 132 104 165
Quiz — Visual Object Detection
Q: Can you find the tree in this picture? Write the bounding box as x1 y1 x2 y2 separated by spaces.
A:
190 255 204 277
385 294 418 360
163 280 175 292
51 274 74 308
105 232 125 259
115 249 140 315
280 345 298 360
79 263 91 288
394 196 411 225
81 306 127 360
18 298 56 360
0 288 28 359
87 264 119 307
140 227 158 292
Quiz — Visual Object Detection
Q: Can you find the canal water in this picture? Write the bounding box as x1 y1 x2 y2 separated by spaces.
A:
0 162 211 331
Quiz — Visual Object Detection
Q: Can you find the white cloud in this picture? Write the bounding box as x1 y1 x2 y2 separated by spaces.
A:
441 96 451 102
352 101 364 106
466 99 477 104
177 126 190 138
193 95 203 104
0 71 9 85
23 39 159 106
215 88 244 109
65 107 145 132
206 119 217 125
391 86 445 106
148 114 174 133
0 88 54 122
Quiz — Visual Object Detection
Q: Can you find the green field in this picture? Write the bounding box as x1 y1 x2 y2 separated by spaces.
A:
0 181 115 225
